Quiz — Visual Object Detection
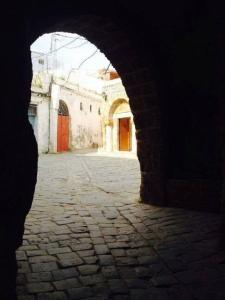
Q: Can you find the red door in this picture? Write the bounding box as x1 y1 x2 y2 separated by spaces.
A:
57 115 69 152
119 117 130 151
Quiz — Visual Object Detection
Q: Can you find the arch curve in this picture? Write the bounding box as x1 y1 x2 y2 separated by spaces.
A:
30 13 164 204
58 100 69 116
106 98 129 123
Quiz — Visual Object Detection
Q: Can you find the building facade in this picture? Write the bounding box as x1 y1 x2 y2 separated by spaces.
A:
29 70 137 154
101 75 137 153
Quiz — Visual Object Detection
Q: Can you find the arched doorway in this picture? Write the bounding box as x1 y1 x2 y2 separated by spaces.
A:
104 99 137 153
57 100 69 152
114 101 132 151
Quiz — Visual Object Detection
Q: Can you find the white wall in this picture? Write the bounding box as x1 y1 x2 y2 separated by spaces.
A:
49 84 60 153
37 99 49 153
30 94 50 154
60 87 103 150
30 74 136 154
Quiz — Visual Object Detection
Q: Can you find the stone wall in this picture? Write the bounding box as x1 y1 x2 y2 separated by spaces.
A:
25 5 222 211
1 2 224 296
0 2 223 262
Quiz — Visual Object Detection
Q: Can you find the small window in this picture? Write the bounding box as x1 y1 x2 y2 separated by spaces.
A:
98 108 101 115
80 102 83 111
102 92 107 101
28 105 37 116
90 105 92 112
38 58 44 65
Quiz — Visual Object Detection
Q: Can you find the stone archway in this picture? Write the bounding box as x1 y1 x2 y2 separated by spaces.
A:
103 98 137 153
1 3 223 298
29 14 164 205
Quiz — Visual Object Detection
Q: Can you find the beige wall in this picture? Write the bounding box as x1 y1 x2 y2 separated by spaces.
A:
59 87 103 150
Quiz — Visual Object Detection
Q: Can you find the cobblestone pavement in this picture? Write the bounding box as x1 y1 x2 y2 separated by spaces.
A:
17 152 225 300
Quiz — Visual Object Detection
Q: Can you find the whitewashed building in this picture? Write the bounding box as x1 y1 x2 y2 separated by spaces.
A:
29 68 137 154
29 72 51 153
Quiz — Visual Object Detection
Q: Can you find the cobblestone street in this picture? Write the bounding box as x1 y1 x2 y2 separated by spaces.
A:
17 152 225 300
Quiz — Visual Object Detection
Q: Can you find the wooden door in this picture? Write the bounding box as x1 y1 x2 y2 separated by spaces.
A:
119 117 130 151
57 115 69 152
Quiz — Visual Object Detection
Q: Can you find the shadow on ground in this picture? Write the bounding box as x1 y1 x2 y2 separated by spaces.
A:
13 153 225 300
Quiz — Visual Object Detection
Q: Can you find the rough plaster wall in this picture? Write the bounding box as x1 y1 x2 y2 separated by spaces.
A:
49 84 60 153
114 102 130 114
31 95 50 154
31 93 49 154
37 98 49 153
60 88 103 149
102 78 127 103
112 118 118 151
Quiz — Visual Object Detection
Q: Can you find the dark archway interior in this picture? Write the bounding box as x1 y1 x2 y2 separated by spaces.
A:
1 1 225 298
